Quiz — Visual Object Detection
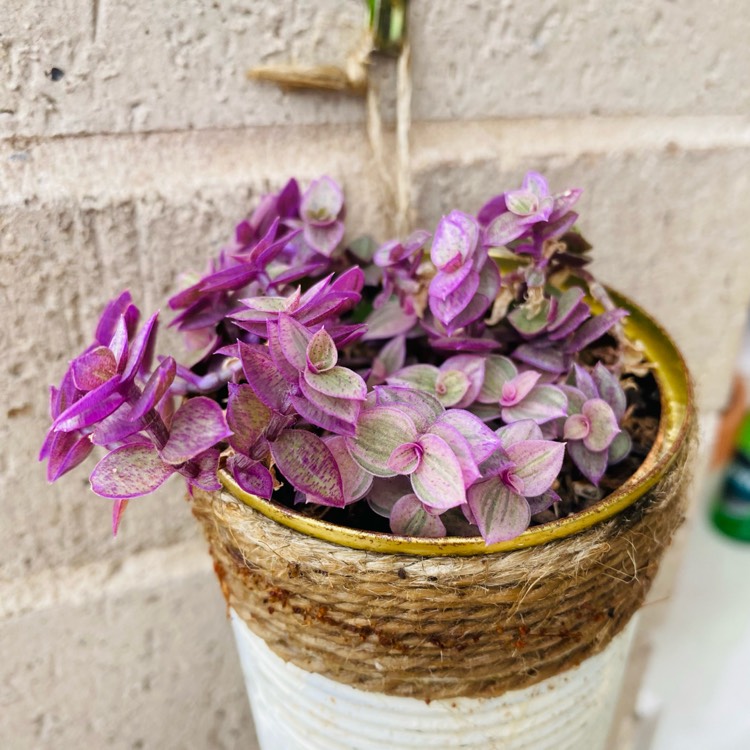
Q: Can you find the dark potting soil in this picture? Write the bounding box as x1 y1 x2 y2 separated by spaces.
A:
269 367 661 538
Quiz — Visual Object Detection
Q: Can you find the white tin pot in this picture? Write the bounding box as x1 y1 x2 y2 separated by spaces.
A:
231 609 637 750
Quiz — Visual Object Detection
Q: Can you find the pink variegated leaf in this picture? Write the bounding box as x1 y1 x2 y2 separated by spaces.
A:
581 399 620 452
508 298 551 336
306 328 338 373
477 355 517 403
592 362 627 421
436 409 501 463
301 176 343 225
160 397 232 465
304 221 345 257
90 442 176 499
129 357 176 421
496 419 543 449
366 476 413 518
608 430 632 465
567 440 608 485
390 494 447 538
429 261 474 300
430 211 478 272
264 325 300 384
387 364 439 392
434 369 470 407
427 421 480 486
501 384 567 425
277 313 312 371
226 383 272 455
483 211 527 247
346 406 418 477
563 414 590 441
324 436 373 504
512 343 568 374
298 376 361 425
411 433 466 511
373 386 443 433
499 370 542 407
290 394 356 436
467 478 530 544
430 270 480 327
547 288 586 332
571 363 598 401
270 429 344 507
505 439 565 497
369 335 406 385
303 366 367 400
441 355 485 408
362 298 418 340
387 442 423 475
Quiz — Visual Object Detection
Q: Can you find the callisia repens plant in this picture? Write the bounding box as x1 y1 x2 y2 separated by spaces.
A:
42 172 645 545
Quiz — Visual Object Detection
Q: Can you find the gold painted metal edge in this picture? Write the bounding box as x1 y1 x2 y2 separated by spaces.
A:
218 288 693 557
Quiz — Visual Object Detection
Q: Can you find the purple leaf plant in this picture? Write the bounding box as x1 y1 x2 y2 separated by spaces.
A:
42 172 637 544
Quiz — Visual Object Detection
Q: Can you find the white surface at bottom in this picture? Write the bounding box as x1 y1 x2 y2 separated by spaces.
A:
230 610 637 750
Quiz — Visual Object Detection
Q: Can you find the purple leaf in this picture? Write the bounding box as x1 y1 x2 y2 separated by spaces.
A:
95 291 136 345
430 270 480 327
90 442 176 499
410 433 466 511
527 489 559 515
226 383 272 455
429 261 474 300
129 357 176 421
565 309 628 353
90 402 145 446
505 439 566 497
572 363 598 401
390 494 447 538
547 288 586 333
108 315 130 369
345 406 418 477
270 429 344 507
227 454 274 499
499 370 542 407
483 211 527 247
239 342 292 411
44 431 94 481
512 343 569 374
184 448 222 491
467 478 530 544
52 377 125 432
160 397 232 465
71 346 118 392
369 335 406 384
290 394 355 436
122 312 159 382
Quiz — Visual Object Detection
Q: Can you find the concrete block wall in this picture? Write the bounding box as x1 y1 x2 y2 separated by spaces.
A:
2 2 749 747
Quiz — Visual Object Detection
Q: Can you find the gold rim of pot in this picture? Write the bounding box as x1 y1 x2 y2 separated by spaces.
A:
218 288 693 556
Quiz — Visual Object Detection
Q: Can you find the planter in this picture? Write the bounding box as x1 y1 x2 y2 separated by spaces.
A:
191 290 694 750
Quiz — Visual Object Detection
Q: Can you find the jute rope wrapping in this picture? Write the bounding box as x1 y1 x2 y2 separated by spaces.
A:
192 418 695 701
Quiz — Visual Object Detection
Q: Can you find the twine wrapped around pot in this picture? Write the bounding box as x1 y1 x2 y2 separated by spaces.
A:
192 418 695 702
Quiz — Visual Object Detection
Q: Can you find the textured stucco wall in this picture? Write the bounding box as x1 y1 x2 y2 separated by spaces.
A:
2 1 750 748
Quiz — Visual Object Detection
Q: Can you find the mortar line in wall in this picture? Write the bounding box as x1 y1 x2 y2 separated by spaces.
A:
2 114 750 153
0 538 213 621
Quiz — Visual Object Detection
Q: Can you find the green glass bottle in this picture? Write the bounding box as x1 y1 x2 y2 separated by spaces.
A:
712 411 750 541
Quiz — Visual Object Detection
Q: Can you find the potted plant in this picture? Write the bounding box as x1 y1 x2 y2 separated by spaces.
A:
41 172 694 750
